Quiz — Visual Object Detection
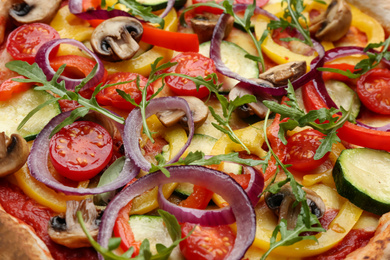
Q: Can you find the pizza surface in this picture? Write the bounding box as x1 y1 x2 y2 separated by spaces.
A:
1 0 390 259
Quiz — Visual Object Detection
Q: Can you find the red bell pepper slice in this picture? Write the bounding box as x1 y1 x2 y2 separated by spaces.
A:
302 79 390 151
141 25 199 52
113 179 141 254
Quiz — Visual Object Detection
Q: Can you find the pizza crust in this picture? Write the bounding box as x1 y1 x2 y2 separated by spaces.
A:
0 204 53 260
345 212 390 259
346 0 390 35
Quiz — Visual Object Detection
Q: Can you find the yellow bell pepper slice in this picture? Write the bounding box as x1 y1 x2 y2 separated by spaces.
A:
250 197 362 257
130 116 187 215
11 143 88 213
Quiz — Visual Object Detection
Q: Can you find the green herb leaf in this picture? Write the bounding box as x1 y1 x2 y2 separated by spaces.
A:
50 107 89 137
116 0 165 28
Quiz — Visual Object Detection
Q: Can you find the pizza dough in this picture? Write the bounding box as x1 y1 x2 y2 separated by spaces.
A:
0 204 53 260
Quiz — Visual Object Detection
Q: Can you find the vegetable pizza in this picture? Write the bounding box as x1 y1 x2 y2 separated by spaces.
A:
1 0 390 259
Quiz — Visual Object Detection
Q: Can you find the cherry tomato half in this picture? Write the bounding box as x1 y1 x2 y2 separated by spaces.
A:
49 121 113 181
285 129 329 171
357 68 390 115
96 72 152 111
6 23 60 64
164 52 215 98
180 223 236 260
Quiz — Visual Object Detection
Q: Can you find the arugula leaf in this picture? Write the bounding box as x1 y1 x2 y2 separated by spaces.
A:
267 0 313 47
263 81 353 159
150 151 264 176
111 0 165 28
6 60 125 136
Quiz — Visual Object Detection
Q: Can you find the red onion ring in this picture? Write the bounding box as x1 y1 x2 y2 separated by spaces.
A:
123 97 195 171
210 8 325 96
97 165 256 260
157 165 264 225
35 38 105 91
28 111 139 195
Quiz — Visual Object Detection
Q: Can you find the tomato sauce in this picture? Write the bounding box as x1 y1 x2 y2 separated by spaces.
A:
309 229 375 260
0 179 98 260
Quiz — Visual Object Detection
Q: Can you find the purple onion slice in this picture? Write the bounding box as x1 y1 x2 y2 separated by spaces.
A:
123 97 195 171
35 38 105 91
158 165 264 225
97 165 256 260
28 111 139 195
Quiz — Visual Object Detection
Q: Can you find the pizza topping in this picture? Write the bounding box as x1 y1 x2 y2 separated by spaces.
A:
9 0 62 25
190 12 234 43
91 17 144 62
228 82 272 119
48 199 100 248
0 132 29 177
265 185 326 230
309 0 352 42
156 96 208 129
259 61 307 86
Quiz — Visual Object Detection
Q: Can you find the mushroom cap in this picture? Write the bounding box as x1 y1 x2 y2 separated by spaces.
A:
265 185 326 230
91 17 143 62
259 61 307 86
0 210 53 259
229 80 275 119
48 199 100 248
0 132 29 177
156 96 209 129
191 13 234 43
309 0 352 42
9 0 62 25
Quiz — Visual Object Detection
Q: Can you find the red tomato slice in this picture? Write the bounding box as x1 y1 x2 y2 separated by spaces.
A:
0 76 34 101
49 121 113 181
96 72 152 111
180 223 236 260
285 129 329 171
164 52 215 98
6 23 60 64
357 68 390 115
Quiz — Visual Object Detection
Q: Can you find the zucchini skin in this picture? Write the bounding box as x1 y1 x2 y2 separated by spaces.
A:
333 149 390 215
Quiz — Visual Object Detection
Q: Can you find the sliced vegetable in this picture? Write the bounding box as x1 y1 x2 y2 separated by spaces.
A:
135 0 186 11
0 76 34 101
28 111 138 195
357 68 390 115
164 52 214 98
0 89 61 141
199 40 259 92
97 165 256 260
6 23 60 64
333 148 390 215
285 129 330 172
180 223 235 260
49 121 113 182
96 72 152 111
326 80 360 119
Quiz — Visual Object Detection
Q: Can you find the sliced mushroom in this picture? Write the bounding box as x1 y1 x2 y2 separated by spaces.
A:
48 199 101 248
309 0 352 42
191 12 234 43
9 0 62 25
91 17 143 62
156 96 209 129
259 61 306 86
228 80 276 119
0 132 29 177
265 185 326 230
